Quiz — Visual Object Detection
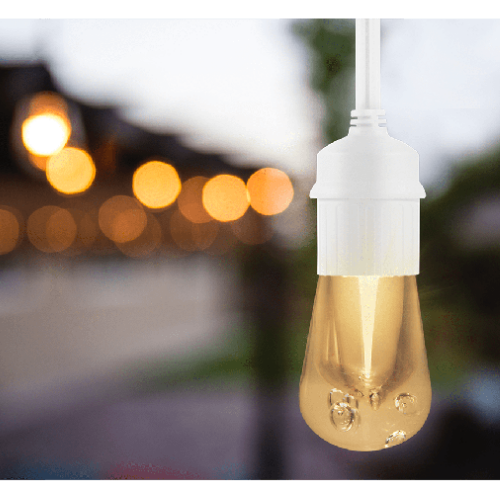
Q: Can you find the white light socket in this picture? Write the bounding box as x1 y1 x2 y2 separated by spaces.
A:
310 116 426 276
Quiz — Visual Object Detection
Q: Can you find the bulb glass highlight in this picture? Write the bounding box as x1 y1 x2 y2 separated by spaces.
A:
299 275 431 451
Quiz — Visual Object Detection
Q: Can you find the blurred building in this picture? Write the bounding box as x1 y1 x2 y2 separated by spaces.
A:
0 61 297 427
0 64 293 261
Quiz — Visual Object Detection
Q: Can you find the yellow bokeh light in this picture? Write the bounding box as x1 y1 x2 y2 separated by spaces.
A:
22 113 71 157
46 209 78 252
132 161 181 209
246 168 294 216
0 208 20 255
177 176 213 223
98 195 147 243
27 206 77 253
116 212 162 258
202 175 249 222
46 148 96 195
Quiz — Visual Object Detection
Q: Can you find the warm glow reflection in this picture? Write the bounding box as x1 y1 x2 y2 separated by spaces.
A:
202 175 249 222
98 195 147 243
77 211 99 248
27 206 77 253
170 210 218 252
22 113 71 157
247 168 294 216
177 176 213 223
116 212 162 258
46 148 96 195
133 161 181 209
28 92 69 118
64 208 99 254
0 208 20 255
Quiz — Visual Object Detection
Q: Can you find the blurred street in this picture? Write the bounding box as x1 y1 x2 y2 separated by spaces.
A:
0 257 242 433
1 253 497 481
0 377 472 480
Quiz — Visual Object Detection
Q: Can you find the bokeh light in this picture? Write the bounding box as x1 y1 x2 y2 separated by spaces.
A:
177 176 213 223
27 206 77 253
28 92 69 118
46 148 96 195
76 211 99 249
202 175 249 222
0 208 20 255
62 208 99 255
170 209 219 252
246 168 294 216
132 161 181 209
22 114 71 157
98 195 147 243
116 212 162 258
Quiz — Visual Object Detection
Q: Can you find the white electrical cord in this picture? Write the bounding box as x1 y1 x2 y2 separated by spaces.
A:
351 19 385 128
355 19 381 110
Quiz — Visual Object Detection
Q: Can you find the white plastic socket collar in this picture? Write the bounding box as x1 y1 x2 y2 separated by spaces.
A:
310 113 426 276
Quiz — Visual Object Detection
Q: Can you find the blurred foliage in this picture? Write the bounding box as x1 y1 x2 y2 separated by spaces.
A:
419 145 500 385
290 18 500 389
292 19 355 145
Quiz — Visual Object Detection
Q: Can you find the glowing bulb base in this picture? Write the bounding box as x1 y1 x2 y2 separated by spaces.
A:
300 275 432 451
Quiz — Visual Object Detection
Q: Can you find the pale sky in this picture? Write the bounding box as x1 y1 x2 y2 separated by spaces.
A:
2 18 500 194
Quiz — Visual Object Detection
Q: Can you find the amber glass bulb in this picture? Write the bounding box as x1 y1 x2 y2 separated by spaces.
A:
299 275 431 451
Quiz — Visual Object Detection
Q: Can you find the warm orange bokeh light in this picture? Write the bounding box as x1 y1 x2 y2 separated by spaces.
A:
202 175 249 222
46 148 96 195
116 212 162 258
0 208 20 255
22 113 71 157
27 206 77 253
76 211 99 249
132 161 181 209
177 176 213 223
98 195 147 243
28 92 69 117
246 168 294 216
61 208 99 255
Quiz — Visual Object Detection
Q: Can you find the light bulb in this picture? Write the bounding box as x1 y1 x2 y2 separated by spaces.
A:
299 275 431 451
302 19 431 451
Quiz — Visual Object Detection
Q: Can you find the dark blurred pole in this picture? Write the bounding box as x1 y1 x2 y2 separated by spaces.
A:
241 216 289 479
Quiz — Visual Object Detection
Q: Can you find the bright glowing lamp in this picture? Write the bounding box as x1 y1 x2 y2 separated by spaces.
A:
299 19 432 451
22 113 70 157
132 161 181 209
46 147 96 195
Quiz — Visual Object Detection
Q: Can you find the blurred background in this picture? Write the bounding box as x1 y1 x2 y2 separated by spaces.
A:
0 18 499 480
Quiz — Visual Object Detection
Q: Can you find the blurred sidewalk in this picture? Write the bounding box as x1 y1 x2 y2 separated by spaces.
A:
0 256 241 432
1 256 498 479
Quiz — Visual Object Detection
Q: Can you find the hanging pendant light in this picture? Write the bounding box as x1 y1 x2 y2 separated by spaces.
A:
299 19 432 451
